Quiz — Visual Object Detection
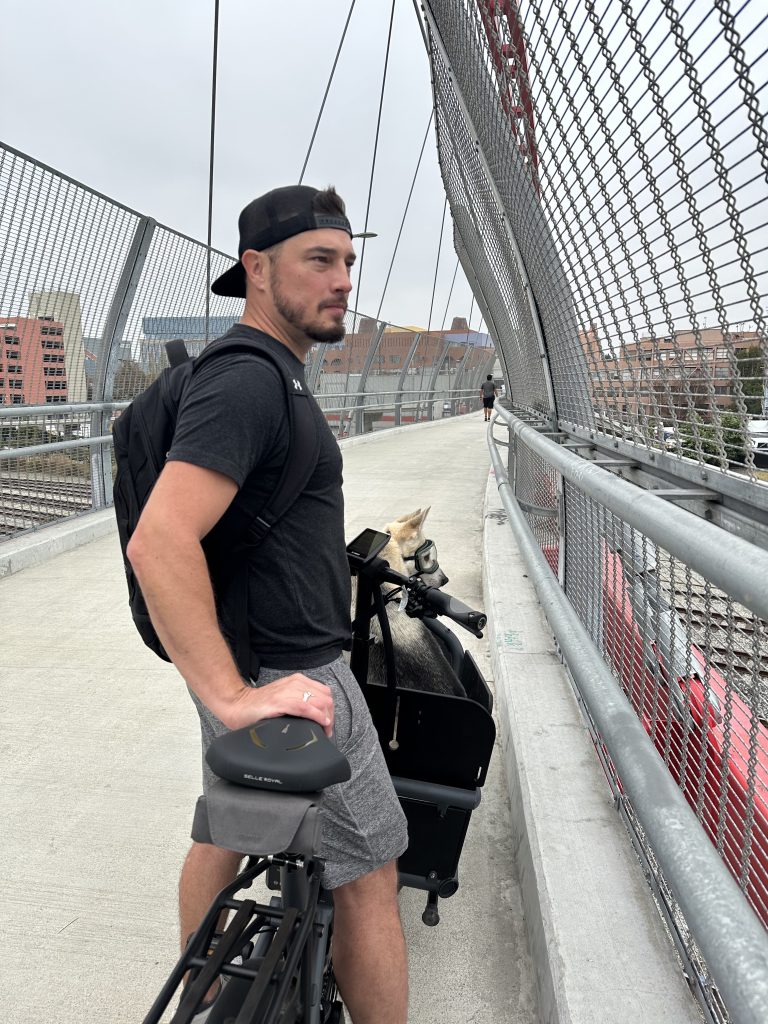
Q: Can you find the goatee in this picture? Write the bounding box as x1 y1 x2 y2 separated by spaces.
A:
271 274 347 344
306 322 346 343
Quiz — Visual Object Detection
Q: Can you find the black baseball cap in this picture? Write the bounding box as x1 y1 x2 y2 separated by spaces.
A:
211 185 353 298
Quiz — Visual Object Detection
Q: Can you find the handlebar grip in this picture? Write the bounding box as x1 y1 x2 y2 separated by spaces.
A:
420 586 487 636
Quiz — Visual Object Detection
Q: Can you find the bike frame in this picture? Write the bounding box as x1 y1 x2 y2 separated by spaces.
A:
143 853 335 1024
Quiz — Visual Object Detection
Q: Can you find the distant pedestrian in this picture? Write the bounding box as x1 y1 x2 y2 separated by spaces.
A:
481 374 498 422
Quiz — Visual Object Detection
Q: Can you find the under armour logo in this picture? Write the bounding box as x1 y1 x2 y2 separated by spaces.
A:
292 379 303 391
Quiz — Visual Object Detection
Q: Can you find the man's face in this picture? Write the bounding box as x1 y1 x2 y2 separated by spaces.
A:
266 228 356 344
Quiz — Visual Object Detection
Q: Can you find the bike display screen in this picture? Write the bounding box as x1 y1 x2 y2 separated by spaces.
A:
346 528 390 563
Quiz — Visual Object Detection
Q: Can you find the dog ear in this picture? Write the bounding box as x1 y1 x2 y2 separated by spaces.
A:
396 509 421 524
405 507 428 528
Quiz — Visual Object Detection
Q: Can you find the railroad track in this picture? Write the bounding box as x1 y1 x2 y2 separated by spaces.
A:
1 476 94 538
656 553 768 718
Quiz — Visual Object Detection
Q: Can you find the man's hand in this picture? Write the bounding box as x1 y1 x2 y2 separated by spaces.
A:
216 673 335 736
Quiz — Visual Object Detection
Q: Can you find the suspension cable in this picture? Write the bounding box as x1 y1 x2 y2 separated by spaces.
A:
353 0 397 331
375 109 435 320
426 194 448 334
205 0 220 344
298 0 357 185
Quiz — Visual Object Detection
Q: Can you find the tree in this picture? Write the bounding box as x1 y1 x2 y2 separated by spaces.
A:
735 346 765 416
0 423 59 448
111 359 152 401
677 411 747 466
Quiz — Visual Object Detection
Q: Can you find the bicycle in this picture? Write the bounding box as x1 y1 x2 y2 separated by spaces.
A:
144 528 496 1023
143 713 350 1024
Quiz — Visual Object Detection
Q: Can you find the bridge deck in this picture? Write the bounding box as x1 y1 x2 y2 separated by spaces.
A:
0 414 538 1023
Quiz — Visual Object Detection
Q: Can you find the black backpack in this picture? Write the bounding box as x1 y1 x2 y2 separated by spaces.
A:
112 330 320 679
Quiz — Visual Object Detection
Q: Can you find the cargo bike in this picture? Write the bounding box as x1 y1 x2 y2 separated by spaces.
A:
144 528 496 1024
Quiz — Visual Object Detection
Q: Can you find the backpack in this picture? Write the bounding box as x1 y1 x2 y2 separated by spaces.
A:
112 330 320 679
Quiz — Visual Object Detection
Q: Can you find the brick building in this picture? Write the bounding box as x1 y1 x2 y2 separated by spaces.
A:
138 314 492 380
584 326 763 422
27 291 87 403
0 316 69 405
319 317 491 376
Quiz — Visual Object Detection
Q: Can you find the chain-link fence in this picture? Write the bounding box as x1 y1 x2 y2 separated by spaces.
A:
424 0 768 1020
496 407 768 1022
428 0 768 474
0 142 495 539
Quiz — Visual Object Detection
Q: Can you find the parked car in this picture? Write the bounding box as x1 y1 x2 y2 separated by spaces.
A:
748 419 768 467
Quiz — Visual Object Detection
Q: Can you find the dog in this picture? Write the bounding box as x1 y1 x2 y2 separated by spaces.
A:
378 507 449 590
353 507 467 697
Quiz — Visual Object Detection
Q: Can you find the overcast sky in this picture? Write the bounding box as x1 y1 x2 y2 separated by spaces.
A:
1 0 480 332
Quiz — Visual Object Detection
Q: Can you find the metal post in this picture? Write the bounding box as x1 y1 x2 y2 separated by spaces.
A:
353 321 386 435
307 342 329 393
394 332 421 427
90 216 156 508
423 338 451 422
467 357 483 413
452 345 473 413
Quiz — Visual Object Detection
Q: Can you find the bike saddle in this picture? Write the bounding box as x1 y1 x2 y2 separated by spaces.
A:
206 716 352 792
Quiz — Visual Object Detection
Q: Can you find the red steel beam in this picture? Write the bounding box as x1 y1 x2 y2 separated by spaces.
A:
475 0 539 186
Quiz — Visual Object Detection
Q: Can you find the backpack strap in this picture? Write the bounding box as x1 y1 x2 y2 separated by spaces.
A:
194 336 321 543
194 334 322 679
248 376 318 543
165 338 190 368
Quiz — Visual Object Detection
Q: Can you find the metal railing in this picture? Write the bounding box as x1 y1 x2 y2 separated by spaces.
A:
0 139 496 539
489 403 768 1023
416 0 768 1020
425 0 768 475
0 378 490 540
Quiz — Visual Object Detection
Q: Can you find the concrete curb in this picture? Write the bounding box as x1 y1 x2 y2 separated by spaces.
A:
482 469 700 1024
0 507 116 579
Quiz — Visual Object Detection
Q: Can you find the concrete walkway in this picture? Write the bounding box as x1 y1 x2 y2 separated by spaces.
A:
0 414 538 1024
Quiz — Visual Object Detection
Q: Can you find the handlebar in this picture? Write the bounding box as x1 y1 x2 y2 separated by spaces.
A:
356 555 487 637
416 585 487 636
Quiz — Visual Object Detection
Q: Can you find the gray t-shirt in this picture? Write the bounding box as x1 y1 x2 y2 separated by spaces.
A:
167 326 351 670
481 380 496 398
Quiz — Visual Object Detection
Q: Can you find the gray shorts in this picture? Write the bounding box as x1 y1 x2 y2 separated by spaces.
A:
189 655 409 889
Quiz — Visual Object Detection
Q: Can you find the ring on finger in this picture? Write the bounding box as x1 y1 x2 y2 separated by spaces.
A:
302 690 313 703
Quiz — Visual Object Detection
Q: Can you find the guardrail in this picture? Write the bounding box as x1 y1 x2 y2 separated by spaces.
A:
0 139 497 540
0 386 484 539
488 403 768 1024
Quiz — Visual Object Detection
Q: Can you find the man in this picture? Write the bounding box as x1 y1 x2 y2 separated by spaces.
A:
480 373 498 422
127 185 409 1023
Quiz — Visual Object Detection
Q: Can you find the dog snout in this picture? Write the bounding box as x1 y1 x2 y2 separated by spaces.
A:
423 568 449 588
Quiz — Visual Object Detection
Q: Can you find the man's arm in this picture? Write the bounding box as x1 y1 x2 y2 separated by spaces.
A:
127 461 333 734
